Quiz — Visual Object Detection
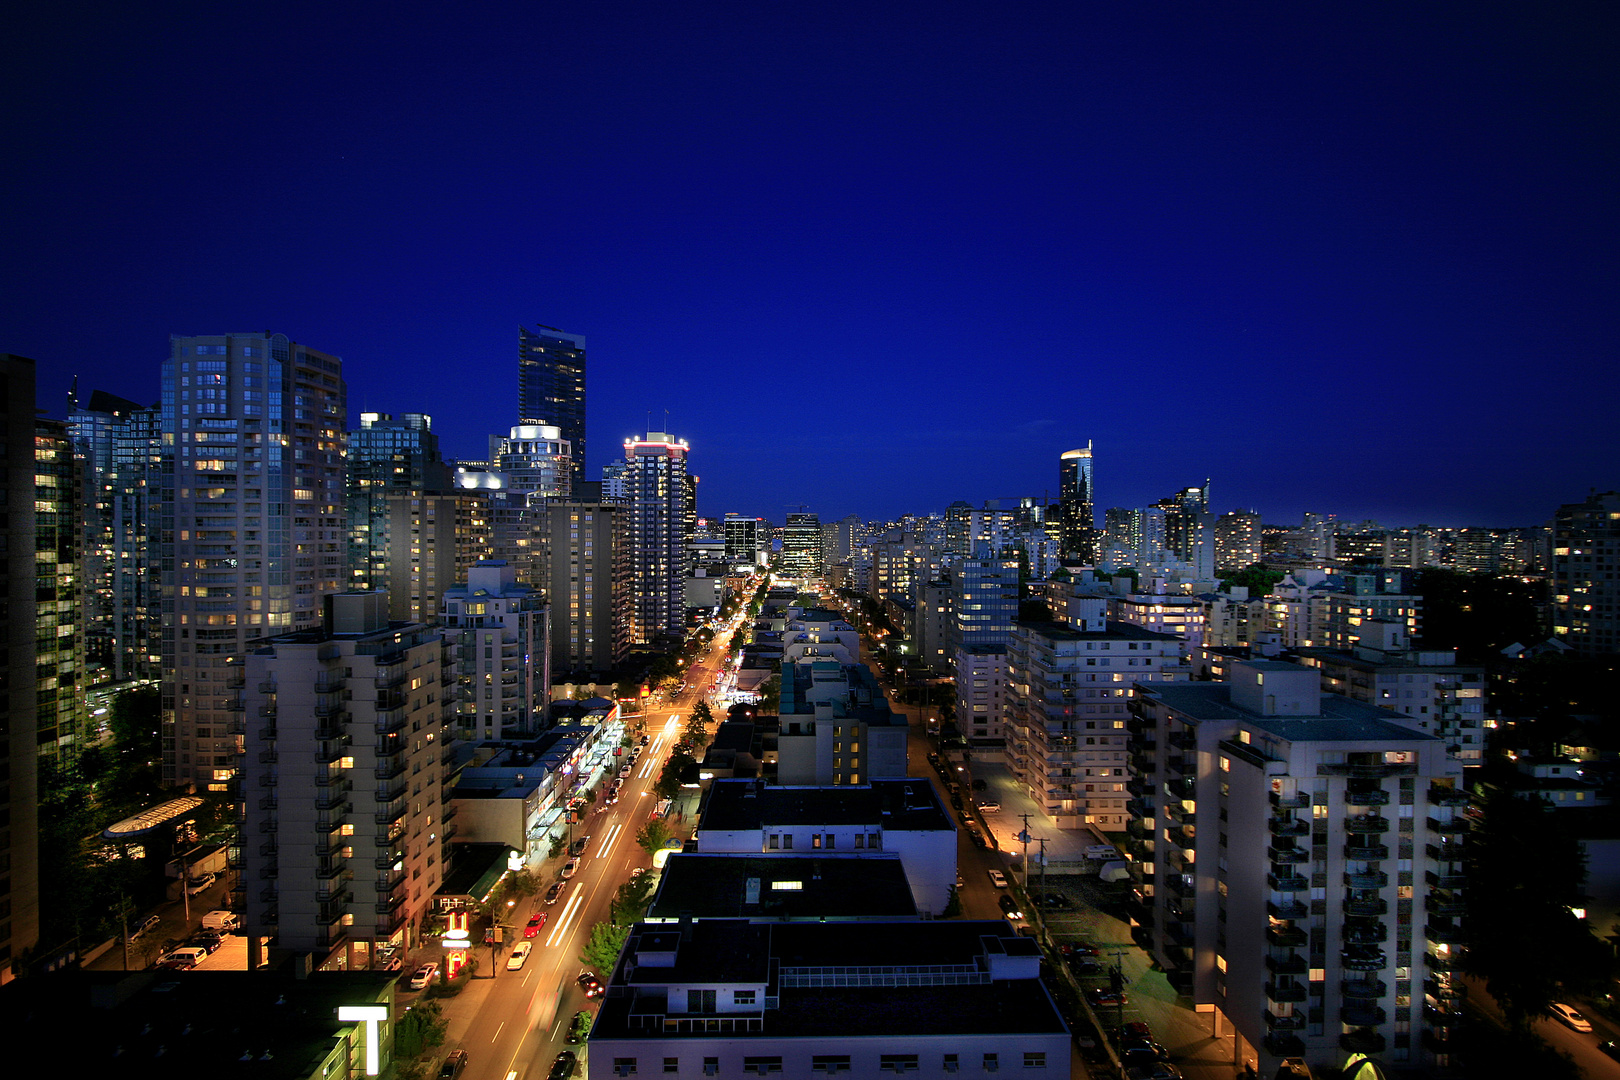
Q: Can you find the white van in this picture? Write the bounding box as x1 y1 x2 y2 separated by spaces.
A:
200 910 239 932
1084 845 1118 861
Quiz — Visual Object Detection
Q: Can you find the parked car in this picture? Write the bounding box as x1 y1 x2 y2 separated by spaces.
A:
1551 1002 1593 1033
438 1049 469 1079
619 765 632 779
186 932 225 954
569 836 590 858
560 861 577 880
1121 1022 1154 1041
640 734 650 746
1067 957 1101 976
1032 892 1070 909
577 971 604 998
548 1050 578 1080
545 882 565 905
999 893 1023 919
186 872 216 895
977 800 1002 813
408 962 438 990
507 942 533 970
1121 1039 1170 1065
525 912 548 938
566 1009 593 1044
1125 1066 1183 1080
1086 988 1127 1008
987 869 1009 889
157 946 208 970
132 914 162 940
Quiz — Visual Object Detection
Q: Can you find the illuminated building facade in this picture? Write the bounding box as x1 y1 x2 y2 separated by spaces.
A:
1058 442 1096 561
241 592 453 968
780 511 822 579
439 560 548 741
624 431 690 644
1551 490 1620 655
34 418 85 768
518 325 586 484
346 412 449 592
162 333 346 790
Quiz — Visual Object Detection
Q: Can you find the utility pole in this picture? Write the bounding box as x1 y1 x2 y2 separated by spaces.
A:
1018 812 1033 885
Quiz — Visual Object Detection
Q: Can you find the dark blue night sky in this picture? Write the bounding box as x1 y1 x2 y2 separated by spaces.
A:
4 2 1616 527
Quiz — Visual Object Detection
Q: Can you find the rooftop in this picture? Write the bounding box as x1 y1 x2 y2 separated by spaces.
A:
698 778 953 833
1141 683 1443 744
648 853 918 920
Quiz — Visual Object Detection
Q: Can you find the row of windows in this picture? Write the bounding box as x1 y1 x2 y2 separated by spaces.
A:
616 1052 1048 1076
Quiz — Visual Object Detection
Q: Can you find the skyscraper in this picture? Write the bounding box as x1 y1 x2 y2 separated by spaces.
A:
0 354 41 985
1058 442 1096 561
162 333 346 790
346 412 450 592
781 512 823 579
1551 490 1620 655
68 389 146 680
518 325 586 484
34 417 85 769
623 431 690 644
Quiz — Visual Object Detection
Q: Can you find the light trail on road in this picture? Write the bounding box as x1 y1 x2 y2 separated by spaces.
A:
597 821 625 860
545 889 587 947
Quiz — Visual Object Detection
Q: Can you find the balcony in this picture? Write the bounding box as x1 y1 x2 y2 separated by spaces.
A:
1344 815 1390 834
258 680 277 694
1268 817 1309 837
1168 730 1196 751
257 749 278 764
375 709 408 735
1426 922 1466 946
1340 1004 1387 1027
1426 892 1466 917
1344 787 1391 806
376 689 407 711
376 780 408 804
1429 785 1471 807
1321 761 1417 779
1424 950 1454 972
314 674 347 694
1426 869 1466 890
1344 843 1390 861
1263 1034 1305 1057
1268 873 1309 892
1165 802 1197 826
1341 949 1388 971
1424 977 1464 1002
1339 1030 1386 1054
1342 922 1388 945
375 799 407 825
375 757 407 781
1427 816 1466 836
1271 791 1311 809
1263 1010 1306 1030
1345 896 1388 917
1426 840 1465 863
1421 1029 1455 1054
1341 979 1387 999
1265 981 1308 1003
1265 954 1308 975
1424 1003 1464 1027
1267 899 1308 919
1345 871 1388 890
1266 925 1308 948
1267 845 1309 864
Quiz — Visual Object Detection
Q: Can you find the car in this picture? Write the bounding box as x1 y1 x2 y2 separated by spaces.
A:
956 873 965 889
1086 988 1127 1008
566 1009 593 1044
988 869 1009 889
999 893 1023 919
560 861 577 880
619 765 632 779
132 914 162 940
548 1050 578 1080
1033 893 1071 909
507 941 533 970
157 946 208 970
525 912 548 937
408 962 438 990
186 872 217 895
1551 1002 1593 1033
546 882 565 905
1068 958 1102 976
186 932 224 954
977 800 1002 813
379 954 404 972
569 836 590 858
640 734 650 746
1121 1022 1154 1041
577 971 604 998
1125 1066 1183 1080
438 1049 469 1079
1121 1039 1170 1065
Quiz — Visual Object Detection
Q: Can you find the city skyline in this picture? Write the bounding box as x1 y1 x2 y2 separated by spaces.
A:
4 4 1616 527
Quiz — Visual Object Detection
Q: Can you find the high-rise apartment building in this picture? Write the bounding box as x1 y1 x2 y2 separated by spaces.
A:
109 403 164 681
780 512 823 579
1551 490 1620 655
387 490 492 625
0 355 41 984
68 390 146 681
542 497 631 677
1215 510 1263 577
624 432 690 644
241 592 452 968
347 412 450 591
722 514 763 567
34 418 85 769
1058 442 1096 561
439 561 548 740
517 325 586 484
162 332 346 790
494 423 572 499
1127 660 1465 1075
1004 595 1182 829
948 548 1019 654
956 643 1009 750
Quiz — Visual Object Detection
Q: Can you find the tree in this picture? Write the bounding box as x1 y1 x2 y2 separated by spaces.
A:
395 1000 447 1058
610 874 658 925
1463 789 1606 1032
1218 563 1283 597
757 675 781 715
637 820 673 858
653 753 696 801
579 921 632 973
684 701 714 747
1018 598 1055 623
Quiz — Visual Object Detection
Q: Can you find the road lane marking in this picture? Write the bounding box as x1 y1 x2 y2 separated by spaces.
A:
492 1020 505 1042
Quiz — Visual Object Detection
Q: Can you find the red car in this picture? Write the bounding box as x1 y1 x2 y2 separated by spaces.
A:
525 912 548 938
